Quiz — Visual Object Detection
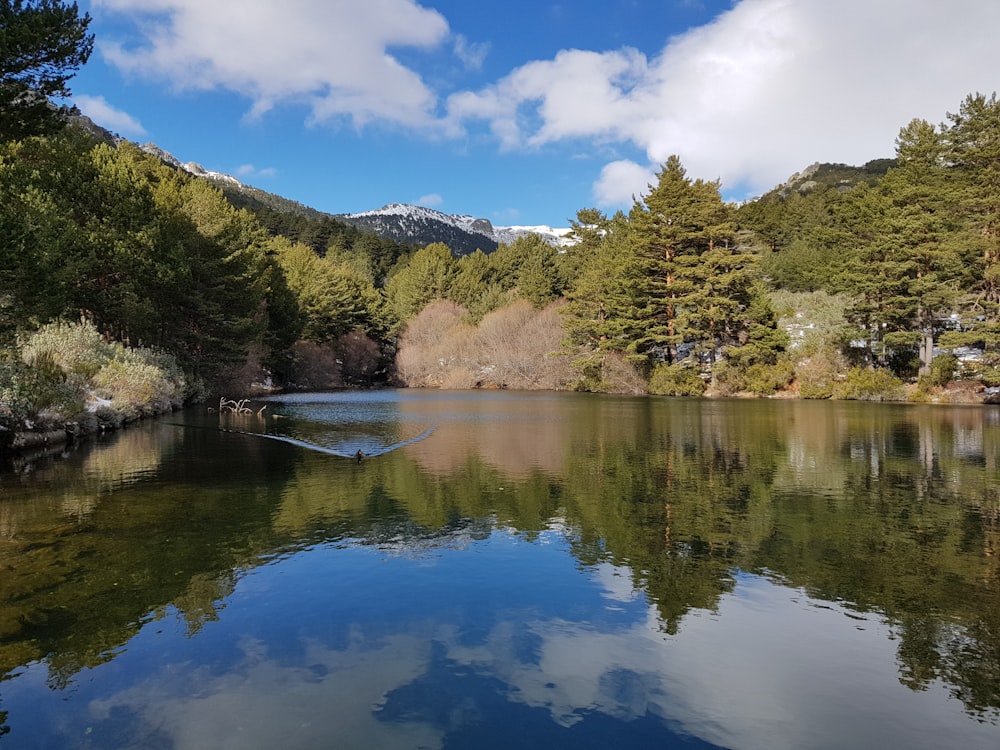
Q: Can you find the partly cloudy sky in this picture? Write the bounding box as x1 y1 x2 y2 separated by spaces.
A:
72 0 1000 226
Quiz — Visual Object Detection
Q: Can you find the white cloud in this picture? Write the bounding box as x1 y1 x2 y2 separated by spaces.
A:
235 164 277 180
73 94 147 136
90 0 1000 209
453 34 489 71
593 160 655 207
93 0 450 129
415 193 443 208
448 0 1000 203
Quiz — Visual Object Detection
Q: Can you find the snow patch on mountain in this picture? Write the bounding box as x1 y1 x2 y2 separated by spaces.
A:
138 144 243 187
345 203 573 248
133 144 571 251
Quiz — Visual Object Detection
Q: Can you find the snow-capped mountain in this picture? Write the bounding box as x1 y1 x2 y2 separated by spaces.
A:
139 143 243 188
133 139 572 255
340 203 573 256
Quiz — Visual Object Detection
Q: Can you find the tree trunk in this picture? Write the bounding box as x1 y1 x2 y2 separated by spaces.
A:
919 328 935 376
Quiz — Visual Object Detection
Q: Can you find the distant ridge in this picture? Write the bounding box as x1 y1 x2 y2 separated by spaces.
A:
339 203 573 256
136 140 573 254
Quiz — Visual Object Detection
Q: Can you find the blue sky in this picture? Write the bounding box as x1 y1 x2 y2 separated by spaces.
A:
69 0 1000 228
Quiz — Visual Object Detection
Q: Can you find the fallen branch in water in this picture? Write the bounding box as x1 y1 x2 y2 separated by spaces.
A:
219 397 253 415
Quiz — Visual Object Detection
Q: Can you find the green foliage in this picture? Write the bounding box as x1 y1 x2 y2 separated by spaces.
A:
916 353 958 391
273 237 383 343
3 320 190 434
738 183 853 293
0 0 94 141
648 362 706 397
562 213 646 358
630 156 740 363
385 242 455 324
0 352 80 430
19 319 110 378
832 367 905 401
714 358 794 396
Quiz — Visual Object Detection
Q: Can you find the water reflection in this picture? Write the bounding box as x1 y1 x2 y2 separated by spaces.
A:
4 529 994 749
1 392 998 748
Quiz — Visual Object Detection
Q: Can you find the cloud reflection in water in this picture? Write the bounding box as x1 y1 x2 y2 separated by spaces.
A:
74 530 995 750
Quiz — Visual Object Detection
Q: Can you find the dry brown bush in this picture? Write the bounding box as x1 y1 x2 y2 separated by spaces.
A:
396 301 474 386
472 300 574 389
396 299 574 390
291 341 343 389
336 330 382 385
599 351 648 395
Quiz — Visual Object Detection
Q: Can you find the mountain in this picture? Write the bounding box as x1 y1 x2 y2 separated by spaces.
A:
69 116 571 255
136 140 573 255
338 203 573 256
764 159 896 200
139 143 247 191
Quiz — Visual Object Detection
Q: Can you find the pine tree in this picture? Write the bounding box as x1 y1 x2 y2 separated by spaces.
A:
838 114 977 374
938 93 1000 367
0 0 93 141
629 156 755 367
562 212 647 375
384 243 454 324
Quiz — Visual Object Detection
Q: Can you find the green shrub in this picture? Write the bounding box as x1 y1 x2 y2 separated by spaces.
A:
0 355 85 429
649 362 707 397
0 358 34 430
980 367 1000 387
833 367 905 401
7 322 190 431
799 380 834 399
20 320 112 379
917 353 958 390
714 358 794 396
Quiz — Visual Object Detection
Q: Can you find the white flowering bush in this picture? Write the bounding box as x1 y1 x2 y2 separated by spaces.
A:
93 350 179 419
20 320 112 380
3 321 191 437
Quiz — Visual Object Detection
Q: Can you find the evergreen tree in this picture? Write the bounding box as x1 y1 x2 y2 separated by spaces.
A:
0 0 93 141
938 93 1000 367
447 249 506 321
629 156 757 367
384 242 454 324
562 213 648 378
838 116 975 374
558 208 610 288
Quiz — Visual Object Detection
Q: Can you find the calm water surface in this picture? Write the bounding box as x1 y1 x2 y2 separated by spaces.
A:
1 391 998 749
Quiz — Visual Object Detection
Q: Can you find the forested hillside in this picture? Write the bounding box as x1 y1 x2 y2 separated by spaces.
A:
4 0 1000 448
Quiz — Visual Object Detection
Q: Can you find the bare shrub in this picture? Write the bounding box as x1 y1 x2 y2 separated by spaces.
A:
336 329 382 385
602 352 649 395
470 300 574 389
396 299 574 390
291 341 343 389
219 344 270 397
795 347 848 399
439 366 480 389
396 301 474 386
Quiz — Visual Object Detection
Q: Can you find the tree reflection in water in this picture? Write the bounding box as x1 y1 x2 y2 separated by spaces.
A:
0 393 997 746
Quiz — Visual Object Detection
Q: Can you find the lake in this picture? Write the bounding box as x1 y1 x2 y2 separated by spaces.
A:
1 390 998 749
